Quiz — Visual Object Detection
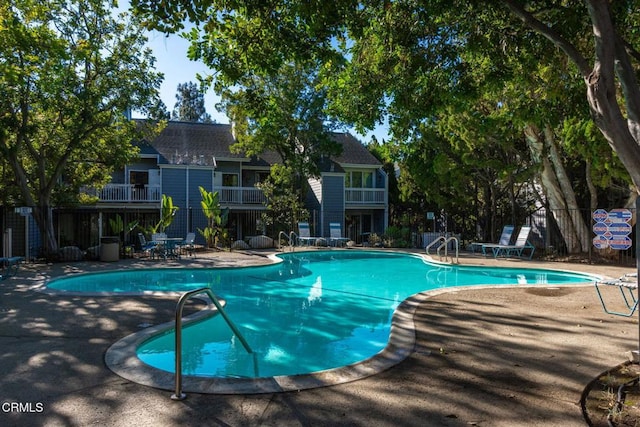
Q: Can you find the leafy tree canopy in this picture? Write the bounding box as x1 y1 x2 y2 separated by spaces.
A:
172 81 213 122
0 0 165 254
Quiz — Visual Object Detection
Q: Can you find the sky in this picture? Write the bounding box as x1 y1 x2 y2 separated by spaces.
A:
139 29 389 143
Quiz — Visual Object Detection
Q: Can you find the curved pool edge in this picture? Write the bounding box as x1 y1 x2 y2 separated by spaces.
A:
105 283 430 394
104 282 593 395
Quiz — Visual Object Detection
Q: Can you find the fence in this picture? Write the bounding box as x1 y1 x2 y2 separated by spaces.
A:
1 204 636 262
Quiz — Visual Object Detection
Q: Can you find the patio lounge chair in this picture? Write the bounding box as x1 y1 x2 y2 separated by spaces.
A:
482 226 535 259
297 222 318 246
594 273 638 317
329 223 350 247
0 256 25 280
469 225 514 255
178 232 196 257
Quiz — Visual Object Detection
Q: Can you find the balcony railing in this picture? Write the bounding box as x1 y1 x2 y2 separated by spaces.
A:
85 184 385 207
345 188 386 205
82 184 161 202
219 186 266 205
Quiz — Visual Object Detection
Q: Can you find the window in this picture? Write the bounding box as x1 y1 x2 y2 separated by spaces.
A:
222 173 239 187
345 171 373 188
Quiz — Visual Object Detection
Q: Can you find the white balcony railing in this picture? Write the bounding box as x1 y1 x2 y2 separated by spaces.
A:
219 186 266 205
86 184 385 207
82 184 161 203
345 188 386 204
82 184 267 206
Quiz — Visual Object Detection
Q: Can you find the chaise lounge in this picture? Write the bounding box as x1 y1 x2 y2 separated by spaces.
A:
329 223 349 247
482 226 535 260
469 225 514 256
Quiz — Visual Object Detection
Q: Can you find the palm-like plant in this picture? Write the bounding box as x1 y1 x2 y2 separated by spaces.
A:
197 186 229 248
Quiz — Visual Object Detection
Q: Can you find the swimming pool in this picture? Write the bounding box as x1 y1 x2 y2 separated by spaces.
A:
46 250 595 388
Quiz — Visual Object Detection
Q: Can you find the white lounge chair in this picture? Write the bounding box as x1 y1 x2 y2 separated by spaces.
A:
594 273 638 317
297 222 318 246
469 225 514 255
329 223 349 247
482 226 535 259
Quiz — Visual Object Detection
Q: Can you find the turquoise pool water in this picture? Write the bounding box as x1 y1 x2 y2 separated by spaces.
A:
46 251 595 379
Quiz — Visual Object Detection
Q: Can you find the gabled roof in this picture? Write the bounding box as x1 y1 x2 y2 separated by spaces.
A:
134 120 381 169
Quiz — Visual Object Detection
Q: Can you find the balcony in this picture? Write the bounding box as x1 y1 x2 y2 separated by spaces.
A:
345 188 386 205
219 186 266 205
83 184 267 206
82 184 161 203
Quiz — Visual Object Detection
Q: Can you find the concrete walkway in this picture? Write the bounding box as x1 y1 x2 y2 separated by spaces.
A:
0 249 637 426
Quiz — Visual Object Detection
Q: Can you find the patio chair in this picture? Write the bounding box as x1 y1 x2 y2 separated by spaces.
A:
178 232 196 257
594 273 638 317
0 256 25 280
297 222 318 246
329 223 349 247
482 226 535 259
469 225 514 255
137 233 158 257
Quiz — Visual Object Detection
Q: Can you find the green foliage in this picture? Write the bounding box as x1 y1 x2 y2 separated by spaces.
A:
108 215 124 236
0 0 165 253
257 165 308 237
383 225 411 248
219 61 343 180
197 186 229 248
158 194 179 232
172 81 212 123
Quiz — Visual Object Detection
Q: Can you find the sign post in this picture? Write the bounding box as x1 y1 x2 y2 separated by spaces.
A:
636 198 639 361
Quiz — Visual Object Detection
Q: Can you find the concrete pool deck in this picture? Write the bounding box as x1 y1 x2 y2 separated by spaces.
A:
0 248 637 426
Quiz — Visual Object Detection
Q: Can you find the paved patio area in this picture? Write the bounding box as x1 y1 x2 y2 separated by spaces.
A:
0 248 637 426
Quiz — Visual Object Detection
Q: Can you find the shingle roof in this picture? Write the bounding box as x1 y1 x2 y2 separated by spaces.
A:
135 120 381 168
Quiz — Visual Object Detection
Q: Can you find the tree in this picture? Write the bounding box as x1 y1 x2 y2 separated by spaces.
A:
219 61 343 187
0 0 164 256
131 0 640 194
172 81 213 122
256 164 309 237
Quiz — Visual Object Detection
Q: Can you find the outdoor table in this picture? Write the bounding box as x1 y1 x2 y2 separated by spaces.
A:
154 237 183 261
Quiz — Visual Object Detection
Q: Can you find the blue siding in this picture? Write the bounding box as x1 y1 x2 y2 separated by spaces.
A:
321 175 345 236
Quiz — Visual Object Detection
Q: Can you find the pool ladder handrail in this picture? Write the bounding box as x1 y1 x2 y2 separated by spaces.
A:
425 236 459 264
171 287 255 401
278 230 295 251
289 231 301 247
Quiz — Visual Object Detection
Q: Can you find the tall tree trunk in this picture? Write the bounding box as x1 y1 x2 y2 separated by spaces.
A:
504 0 640 193
32 204 58 257
543 125 591 251
524 123 589 253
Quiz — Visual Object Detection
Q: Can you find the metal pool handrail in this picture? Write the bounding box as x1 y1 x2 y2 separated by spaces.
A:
171 287 255 401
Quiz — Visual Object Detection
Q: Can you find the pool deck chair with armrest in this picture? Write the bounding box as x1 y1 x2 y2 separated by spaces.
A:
137 233 158 257
329 223 350 247
469 225 514 255
0 256 25 280
594 273 638 317
179 232 196 257
297 222 318 246
482 226 535 260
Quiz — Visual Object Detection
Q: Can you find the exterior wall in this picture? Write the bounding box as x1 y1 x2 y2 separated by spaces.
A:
320 174 345 237
160 166 214 244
